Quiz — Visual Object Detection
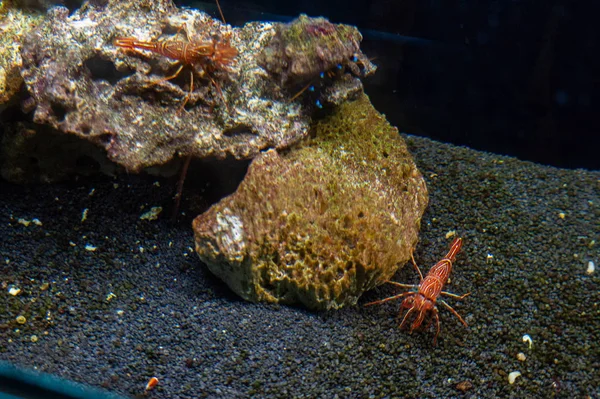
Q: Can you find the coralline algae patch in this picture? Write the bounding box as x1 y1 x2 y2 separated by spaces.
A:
193 93 428 310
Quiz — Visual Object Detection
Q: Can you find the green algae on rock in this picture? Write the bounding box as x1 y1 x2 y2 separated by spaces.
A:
0 3 43 105
193 93 428 310
257 14 376 108
258 14 376 87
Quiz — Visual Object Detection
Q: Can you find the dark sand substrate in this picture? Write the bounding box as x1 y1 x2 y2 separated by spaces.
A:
1 134 598 398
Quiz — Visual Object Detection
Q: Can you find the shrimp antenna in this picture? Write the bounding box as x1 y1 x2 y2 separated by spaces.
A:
216 0 226 24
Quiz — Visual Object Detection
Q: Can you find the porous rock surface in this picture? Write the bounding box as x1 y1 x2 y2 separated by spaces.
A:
257 14 376 108
193 93 428 310
258 14 376 87
0 4 43 105
20 0 296 171
18 0 374 171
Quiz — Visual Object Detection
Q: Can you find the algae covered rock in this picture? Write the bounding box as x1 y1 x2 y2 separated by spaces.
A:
257 14 376 86
17 0 375 172
193 94 428 310
0 4 43 105
257 14 376 108
18 0 310 171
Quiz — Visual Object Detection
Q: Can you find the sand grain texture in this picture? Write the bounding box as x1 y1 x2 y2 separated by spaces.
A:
0 134 598 398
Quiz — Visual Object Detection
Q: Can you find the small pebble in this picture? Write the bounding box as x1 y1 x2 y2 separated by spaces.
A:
455 380 473 392
508 371 521 384
586 261 595 275
145 377 159 391
140 207 162 221
16 315 26 324
517 352 526 361
30 335 38 343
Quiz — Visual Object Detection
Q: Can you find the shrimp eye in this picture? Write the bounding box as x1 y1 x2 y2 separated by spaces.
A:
401 296 415 307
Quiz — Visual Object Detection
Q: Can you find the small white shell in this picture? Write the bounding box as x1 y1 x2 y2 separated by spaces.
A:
522 334 533 349
508 371 521 384
586 261 595 275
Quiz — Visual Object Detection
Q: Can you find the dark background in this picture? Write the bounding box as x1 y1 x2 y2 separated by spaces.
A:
182 0 600 170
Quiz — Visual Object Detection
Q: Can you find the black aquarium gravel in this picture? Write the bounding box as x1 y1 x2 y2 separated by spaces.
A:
1 134 598 398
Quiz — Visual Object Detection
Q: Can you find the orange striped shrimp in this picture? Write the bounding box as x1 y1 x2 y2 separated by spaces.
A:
365 237 470 345
113 32 237 72
113 0 237 110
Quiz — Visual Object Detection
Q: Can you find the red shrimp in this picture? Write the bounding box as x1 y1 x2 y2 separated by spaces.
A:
365 237 470 345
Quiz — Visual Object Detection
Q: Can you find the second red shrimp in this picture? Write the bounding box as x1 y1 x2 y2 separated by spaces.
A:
113 0 237 110
113 32 237 73
114 0 236 74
